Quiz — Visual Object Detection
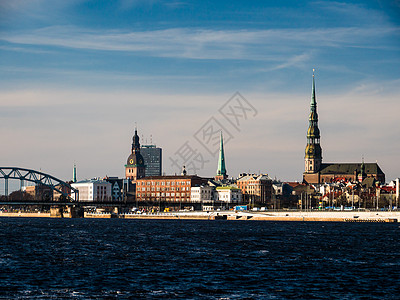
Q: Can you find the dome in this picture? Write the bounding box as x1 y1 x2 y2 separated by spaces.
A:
127 153 145 167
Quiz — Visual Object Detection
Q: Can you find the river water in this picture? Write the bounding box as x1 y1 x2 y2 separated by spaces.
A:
1 218 399 299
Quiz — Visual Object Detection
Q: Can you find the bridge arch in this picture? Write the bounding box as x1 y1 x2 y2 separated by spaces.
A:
0 167 78 201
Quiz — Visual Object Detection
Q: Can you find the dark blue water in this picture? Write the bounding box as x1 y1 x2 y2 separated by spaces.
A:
1 218 399 299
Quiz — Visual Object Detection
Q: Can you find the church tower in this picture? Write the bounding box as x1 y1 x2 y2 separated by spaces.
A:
215 132 227 181
304 70 322 174
125 128 146 181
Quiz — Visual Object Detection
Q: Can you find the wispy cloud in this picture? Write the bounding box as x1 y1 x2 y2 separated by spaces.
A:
2 26 398 61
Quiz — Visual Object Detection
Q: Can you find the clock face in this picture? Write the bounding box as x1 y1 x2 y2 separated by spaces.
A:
139 159 143 164
129 159 134 164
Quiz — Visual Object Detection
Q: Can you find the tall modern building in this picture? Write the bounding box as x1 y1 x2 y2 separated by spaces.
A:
141 144 162 176
303 70 385 184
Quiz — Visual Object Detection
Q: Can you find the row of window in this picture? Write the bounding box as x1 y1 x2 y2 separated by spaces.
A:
140 186 189 192
137 192 190 197
137 181 190 186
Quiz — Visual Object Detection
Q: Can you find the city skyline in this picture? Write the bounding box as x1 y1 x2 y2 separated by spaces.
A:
1 0 399 184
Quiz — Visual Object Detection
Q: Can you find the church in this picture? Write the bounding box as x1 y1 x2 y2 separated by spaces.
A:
302 71 385 184
125 128 146 181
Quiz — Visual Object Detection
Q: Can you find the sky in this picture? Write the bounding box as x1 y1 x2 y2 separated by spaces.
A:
0 0 399 188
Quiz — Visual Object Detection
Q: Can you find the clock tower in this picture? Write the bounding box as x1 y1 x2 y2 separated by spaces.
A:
125 128 146 181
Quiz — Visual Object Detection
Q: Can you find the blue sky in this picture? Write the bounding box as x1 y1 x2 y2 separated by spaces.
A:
1 0 399 186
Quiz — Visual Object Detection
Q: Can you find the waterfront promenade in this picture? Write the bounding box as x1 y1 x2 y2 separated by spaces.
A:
1 210 399 222
120 210 400 222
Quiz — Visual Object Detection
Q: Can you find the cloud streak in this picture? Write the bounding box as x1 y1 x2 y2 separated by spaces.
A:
2 26 399 61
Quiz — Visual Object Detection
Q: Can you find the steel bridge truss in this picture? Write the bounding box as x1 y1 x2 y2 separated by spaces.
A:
0 167 78 202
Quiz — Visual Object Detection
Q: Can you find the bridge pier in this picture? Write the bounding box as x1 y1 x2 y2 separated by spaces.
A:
50 206 64 218
67 206 84 218
50 205 84 218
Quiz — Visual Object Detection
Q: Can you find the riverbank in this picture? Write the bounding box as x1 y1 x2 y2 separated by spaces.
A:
1 210 399 222
120 211 400 222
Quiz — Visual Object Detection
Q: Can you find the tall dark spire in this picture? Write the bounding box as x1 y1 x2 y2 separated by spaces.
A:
132 127 140 153
305 69 322 172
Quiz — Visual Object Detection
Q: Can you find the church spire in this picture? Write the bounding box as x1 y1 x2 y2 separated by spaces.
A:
304 69 322 174
311 68 316 107
132 127 140 153
216 131 227 180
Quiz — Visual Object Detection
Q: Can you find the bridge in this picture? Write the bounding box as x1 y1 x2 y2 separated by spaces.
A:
0 167 79 202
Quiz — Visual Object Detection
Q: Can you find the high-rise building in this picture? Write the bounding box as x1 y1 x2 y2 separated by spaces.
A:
141 144 162 177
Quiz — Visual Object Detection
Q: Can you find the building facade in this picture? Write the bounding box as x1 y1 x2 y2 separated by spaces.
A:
236 173 272 205
190 185 215 203
71 179 112 202
141 144 162 176
104 177 123 201
215 186 242 204
135 175 209 204
302 71 385 184
23 184 53 201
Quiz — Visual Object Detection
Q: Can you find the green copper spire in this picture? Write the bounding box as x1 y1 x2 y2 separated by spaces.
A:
216 131 227 178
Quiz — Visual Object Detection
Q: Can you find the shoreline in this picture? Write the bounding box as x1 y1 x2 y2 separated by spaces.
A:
1 210 399 222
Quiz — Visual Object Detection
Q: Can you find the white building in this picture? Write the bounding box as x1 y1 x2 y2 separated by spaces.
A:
71 179 112 202
215 186 242 204
190 185 215 203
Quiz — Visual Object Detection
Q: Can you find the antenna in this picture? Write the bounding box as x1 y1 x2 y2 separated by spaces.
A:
150 134 153 144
